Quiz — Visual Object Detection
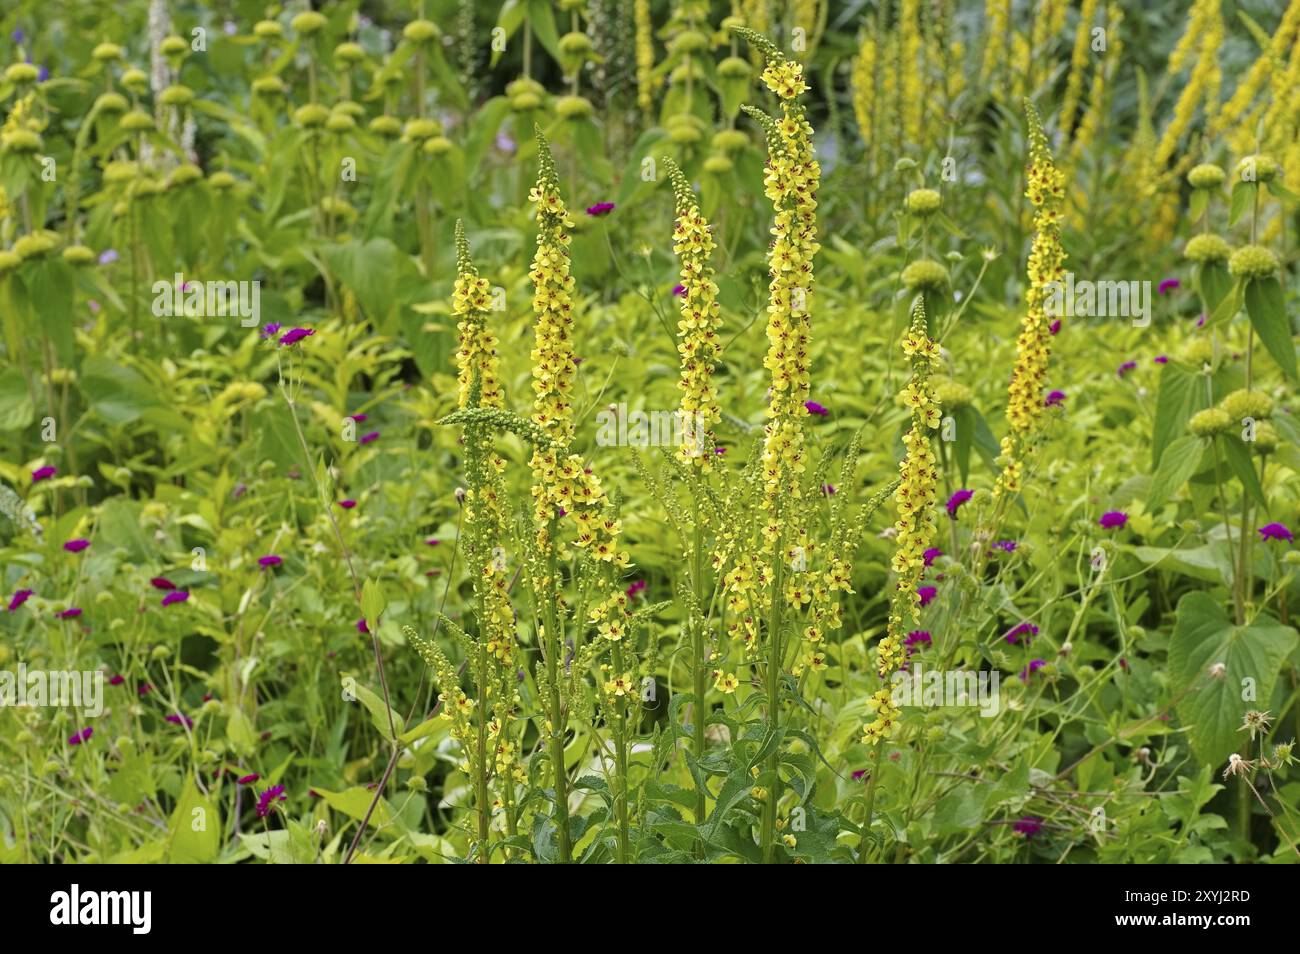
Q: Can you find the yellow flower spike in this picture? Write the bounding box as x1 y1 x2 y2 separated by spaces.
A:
665 158 723 467
862 297 939 746
994 100 1067 502
453 221 502 411
634 0 654 112
1059 0 1099 135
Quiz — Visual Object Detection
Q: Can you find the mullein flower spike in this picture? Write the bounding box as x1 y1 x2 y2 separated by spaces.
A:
994 101 1066 499
863 297 940 746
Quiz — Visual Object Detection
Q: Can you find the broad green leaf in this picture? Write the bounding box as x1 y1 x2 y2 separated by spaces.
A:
1242 277 1296 380
1228 179 1256 226
166 775 220 863
1168 591 1297 766
1152 362 1209 468
1147 434 1206 510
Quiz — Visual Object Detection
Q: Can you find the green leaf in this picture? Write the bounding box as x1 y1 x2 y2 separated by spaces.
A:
166 775 220 863
361 578 386 630
0 366 34 431
1152 363 1208 469
1147 434 1206 511
1206 279 1243 328
1228 179 1257 227
1196 260 1231 314
1168 591 1298 766
1242 277 1296 380
312 785 393 827
1218 435 1267 510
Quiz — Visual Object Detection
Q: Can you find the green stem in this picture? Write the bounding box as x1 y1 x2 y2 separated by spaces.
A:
760 534 785 864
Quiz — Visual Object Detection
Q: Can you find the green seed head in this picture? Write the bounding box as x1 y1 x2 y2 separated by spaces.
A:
402 117 443 141
1236 154 1279 183
711 129 750 154
293 103 331 128
253 20 284 40
13 231 59 260
0 250 22 275
368 115 402 137
208 170 236 190
1188 407 1232 437
1187 163 1225 189
554 95 594 120
1252 421 1279 454
717 56 752 80
159 35 189 58
92 42 125 62
905 188 942 216
1228 244 1280 281
670 30 710 55
325 111 356 133
4 62 40 84
558 31 594 56
121 67 148 93
159 84 195 107
702 154 734 174
62 245 96 266
95 92 128 113
251 75 287 96
1178 337 1214 366
2 128 42 153
422 135 454 156
291 11 329 36
505 77 545 98
1219 388 1272 421
403 19 440 44
510 92 542 112
168 163 203 188
1183 233 1230 263
901 258 949 291
333 42 366 65
932 376 974 409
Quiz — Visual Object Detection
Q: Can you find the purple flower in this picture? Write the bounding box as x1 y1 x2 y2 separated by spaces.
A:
223 21 238 36
923 547 943 567
12 28 25 44
256 785 287 817
98 249 118 265
851 769 868 781
992 539 1018 553
63 539 90 553
68 727 93 746
1154 355 1168 364
109 674 125 686
338 499 357 510
165 713 194 729
36 65 48 83
260 322 282 340
1012 816 1043 837
161 590 190 607
821 483 836 496
904 630 932 655
1158 278 1179 295
917 585 937 608
1116 360 1137 378
237 773 260 785
357 618 369 634
804 400 829 417
1004 621 1039 644
1044 390 1065 407
714 447 726 456
1098 511 1128 530
1196 314 1206 328
1019 659 1046 681
351 413 368 423
672 284 686 297
626 579 647 599
258 555 283 568
278 327 315 346
138 682 153 696
495 132 516 155
32 465 56 482
359 431 380 445
1049 319 1061 335
1258 522 1293 543
150 577 177 590
8 588 33 612
57 607 82 619
946 489 973 518
585 202 615 217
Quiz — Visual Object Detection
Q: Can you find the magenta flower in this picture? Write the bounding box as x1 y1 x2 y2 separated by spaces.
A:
165 713 194 729
946 489 973 518
138 682 153 696
1004 621 1039 644
68 727 94 746
1044 390 1065 407
714 447 726 455
672 284 686 297
425 538 440 546
1154 355 1168 364
585 201 615 217
804 400 829 417
1158 278 1179 295
150 577 177 590
356 618 369 634
57 607 82 619
851 769 868 781
256 785 287 817
260 322 282 340
1012 816 1043 837
821 483 836 496
257 555 282 568
237 773 260 785
1049 319 1061 335
917 585 937 608
992 539 1018 553
1258 522 1293 543
108 674 125 686
904 630 932 655
1116 360 1137 378
626 579 647 599
99 249 119 265
359 431 380 445
350 413 368 423
7 589 33 612
32 465 56 482
1196 314 1206 328
161 590 190 607
1098 511 1128 530
923 547 943 567
278 327 315 346
1019 659 1046 681
338 499 356 510
63 539 90 553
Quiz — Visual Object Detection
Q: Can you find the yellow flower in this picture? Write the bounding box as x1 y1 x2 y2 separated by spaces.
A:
713 670 740 694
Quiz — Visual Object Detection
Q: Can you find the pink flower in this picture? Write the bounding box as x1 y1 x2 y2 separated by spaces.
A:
1012 816 1043 837
256 784 287 817
150 577 177 590
1044 390 1065 407
804 400 829 417
1049 319 1061 335
338 499 357 510
425 538 440 546
109 674 125 686
626 579 647 599
672 284 686 297
161 590 190 607
1258 522 1293 543
357 618 369 634
63 539 91 553
32 465 56 482
351 413 368 423
165 713 194 729
917 585 937 607
68 727 94 746
923 547 943 567
1004 621 1038 644
7 589 34 612
359 431 380 445
258 555 282 568
1116 360 1137 378
237 773 260 785
585 202 615 217
1158 278 1180 295
1019 659 1046 681
1154 355 1168 364
946 489 973 517
57 607 82 619
1098 511 1128 530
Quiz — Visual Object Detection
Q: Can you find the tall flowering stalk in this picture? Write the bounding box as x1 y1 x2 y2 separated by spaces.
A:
850 32 878 170
1058 0 1099 136
1153 0 1223 170
855 298 940 863
634 0 654 113
994 102 1066 502
898 0 922 148
729 25 820 864
525 129 631 862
